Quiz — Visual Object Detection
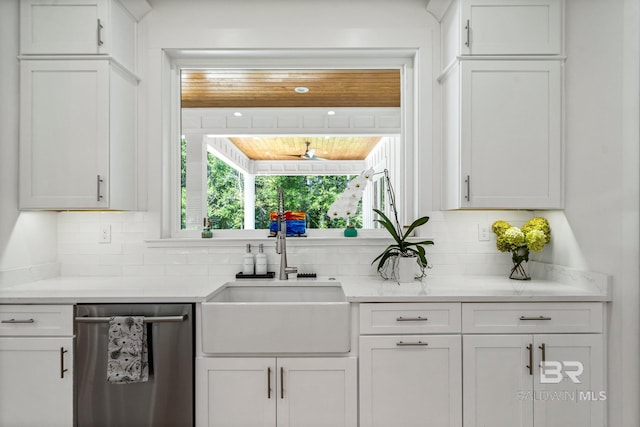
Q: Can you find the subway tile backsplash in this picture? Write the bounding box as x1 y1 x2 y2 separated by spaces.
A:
54 210 541 278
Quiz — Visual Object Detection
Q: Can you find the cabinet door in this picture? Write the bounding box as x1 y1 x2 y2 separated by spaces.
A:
460 0 562 55
533 334 605 427
20 60 110 209
463 335 534 427
0 337 73 427
360 335 462 427
460 60 562 208
195 357 276 427
20 0 108 54
277 357 357 427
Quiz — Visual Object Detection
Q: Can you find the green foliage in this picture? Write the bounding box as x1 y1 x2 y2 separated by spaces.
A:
371 208 434 278
255 175 362 229
206 154 245 229
182 153 362 230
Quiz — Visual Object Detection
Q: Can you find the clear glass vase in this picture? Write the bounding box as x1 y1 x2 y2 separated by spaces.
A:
509 247 531 280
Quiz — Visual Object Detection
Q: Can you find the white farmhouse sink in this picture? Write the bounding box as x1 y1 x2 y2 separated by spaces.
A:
201 282 351 354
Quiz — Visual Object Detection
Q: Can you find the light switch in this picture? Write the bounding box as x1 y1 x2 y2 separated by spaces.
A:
99 225 111 244
478 224 491 241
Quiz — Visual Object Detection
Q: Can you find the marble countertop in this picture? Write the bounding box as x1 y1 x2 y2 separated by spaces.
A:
0 267 611 304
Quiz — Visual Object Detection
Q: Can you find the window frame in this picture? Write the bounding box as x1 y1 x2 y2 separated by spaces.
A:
164 48 420 239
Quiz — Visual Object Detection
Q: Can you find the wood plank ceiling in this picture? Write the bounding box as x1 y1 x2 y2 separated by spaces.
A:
181 69 400 108
229 136 382 161
181 69 400 161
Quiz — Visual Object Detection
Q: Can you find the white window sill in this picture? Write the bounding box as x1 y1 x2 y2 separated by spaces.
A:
146 231 433 248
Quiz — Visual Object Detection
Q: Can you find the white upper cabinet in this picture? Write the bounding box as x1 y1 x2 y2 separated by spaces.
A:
440 0 564 210
20 0 137 72
443 0 563 60
442 60 563 209
19 0 140 210
20 60 137 210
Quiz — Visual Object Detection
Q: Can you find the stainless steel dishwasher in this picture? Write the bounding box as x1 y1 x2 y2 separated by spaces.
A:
75 304 193 427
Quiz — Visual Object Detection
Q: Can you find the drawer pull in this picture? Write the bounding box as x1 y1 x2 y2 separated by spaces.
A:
396 316 428 322
1 318 35 324
519 316 552 321
396 341 429 347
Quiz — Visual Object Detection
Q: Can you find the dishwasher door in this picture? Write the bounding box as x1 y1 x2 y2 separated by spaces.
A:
75 304 193 427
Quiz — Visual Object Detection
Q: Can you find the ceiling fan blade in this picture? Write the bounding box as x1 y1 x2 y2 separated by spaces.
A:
301 151 316 160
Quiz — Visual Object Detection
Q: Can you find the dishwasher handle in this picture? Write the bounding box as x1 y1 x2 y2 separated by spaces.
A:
75 314 188 324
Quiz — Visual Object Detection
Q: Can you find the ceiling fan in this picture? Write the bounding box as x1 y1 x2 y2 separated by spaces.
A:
301 141 320 160
281 141 325 160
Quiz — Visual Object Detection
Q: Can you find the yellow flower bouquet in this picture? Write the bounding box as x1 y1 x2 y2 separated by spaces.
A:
492 217 551 280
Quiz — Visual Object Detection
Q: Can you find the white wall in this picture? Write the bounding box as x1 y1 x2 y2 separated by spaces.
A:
0 0 637 424
0 0 58 287
555 1 639 425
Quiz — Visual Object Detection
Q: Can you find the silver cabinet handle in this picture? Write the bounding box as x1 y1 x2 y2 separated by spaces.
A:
396 316 428 322
464 175 470 201
60 347 68 378
396 341 429 347
1 318 35 324
464 20 470 47
519 316 552 321
96 175 104 201
97 19 104 46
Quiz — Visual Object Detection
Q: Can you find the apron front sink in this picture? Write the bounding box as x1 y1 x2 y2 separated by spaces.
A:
201 282 351 354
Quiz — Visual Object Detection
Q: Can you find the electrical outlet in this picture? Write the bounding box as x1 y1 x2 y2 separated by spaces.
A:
478 224 491 241
99 225 111 244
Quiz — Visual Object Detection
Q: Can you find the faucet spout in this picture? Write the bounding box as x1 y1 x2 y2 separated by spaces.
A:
276 187 297 280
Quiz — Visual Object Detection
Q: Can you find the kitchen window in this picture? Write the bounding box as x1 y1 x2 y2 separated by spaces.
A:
166 49 419 238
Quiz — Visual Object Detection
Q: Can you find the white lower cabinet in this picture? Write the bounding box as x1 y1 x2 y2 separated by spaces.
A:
196 356 357 427
359 302 463 427
0 336 74 427
463 334 605 427
0 305 74 427
359 335 462 427
462 302 606 427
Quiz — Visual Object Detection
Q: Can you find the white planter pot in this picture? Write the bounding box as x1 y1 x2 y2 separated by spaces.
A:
396 256 417 282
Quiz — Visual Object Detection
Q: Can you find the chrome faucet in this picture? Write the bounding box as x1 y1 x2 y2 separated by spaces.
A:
275 187 297 280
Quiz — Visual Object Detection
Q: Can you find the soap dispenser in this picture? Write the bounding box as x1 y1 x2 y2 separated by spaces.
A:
242 244 255 275
255 243 267 275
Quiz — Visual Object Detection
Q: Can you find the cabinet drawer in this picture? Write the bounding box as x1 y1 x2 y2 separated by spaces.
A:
0 305 73 336
360 303 462 334
462 302 603 333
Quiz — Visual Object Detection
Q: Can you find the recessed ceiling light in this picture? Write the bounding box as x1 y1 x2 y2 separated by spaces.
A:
294 87 310 93
233 112 243 117
327 110 336 115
